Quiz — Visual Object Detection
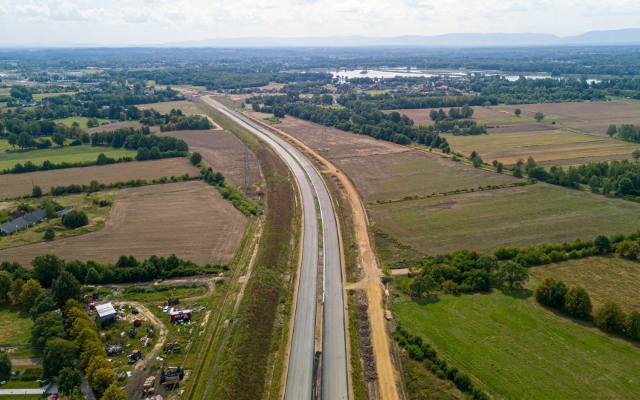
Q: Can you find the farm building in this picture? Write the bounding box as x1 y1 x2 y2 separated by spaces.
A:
0 209 46 235
169 309 192 323
96 302 117 325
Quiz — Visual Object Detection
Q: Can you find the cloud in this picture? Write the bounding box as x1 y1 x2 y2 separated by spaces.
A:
1 0 640 45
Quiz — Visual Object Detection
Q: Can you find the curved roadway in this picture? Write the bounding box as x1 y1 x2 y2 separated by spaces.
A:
202 97 348 400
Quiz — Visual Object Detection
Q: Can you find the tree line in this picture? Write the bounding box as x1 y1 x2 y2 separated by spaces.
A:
0 268 126 399
393 323 489 400
535 278 640 342
0 254 227 288
408 231 640 299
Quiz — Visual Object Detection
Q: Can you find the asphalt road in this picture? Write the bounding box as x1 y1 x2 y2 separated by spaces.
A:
202 96 348 400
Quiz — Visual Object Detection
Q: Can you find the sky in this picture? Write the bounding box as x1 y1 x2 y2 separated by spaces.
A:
1 0 640 46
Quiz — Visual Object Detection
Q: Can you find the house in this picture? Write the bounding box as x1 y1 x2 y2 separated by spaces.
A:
96 302 117 325
0 209 47 235
169 309 192 324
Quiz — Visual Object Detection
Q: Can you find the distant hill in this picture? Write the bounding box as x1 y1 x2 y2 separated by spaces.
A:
169 28 640 48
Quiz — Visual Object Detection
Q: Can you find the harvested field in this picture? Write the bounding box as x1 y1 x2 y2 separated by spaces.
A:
269 115 516 202
0 181 247 265
159 130 260 190
530 256 640 312
392 101 640 135
138 100 203 116
0 158 200 199
370 183 640 256
445 130 639 166
389 107 532 126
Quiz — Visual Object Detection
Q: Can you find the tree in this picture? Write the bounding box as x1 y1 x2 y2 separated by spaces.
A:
43 338 78 378
31 311 66 349
513 167 523 178
31 185 43 198
101 382 127 400
534 278 567 309
62 210 89 229
495 261 528 289
606 124 617 137
30 294 57 319
626 311 640 340
9 278 25 306
525 156 537 172
8 133 18 148
43 227 55 241
20 279 44 310
58 367 82 396
594 235 611 254
52 133 65 147
594 302 627 335
0 271 11 304
615 239 640 260
534 112 545 122
91 368 117 398
52 270 82 307
564 286 592 319
190 152 202 165
86 356 111 385
409 272 438 298
17 132 33 149
32 254 64 287
514 108 522 117
0 352 11 381
495 162 503 173
633 149 640 160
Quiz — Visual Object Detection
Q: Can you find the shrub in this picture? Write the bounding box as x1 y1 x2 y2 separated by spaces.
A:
62 210 88 229
594 302 627 335
190 152 202 165
534 278 567 309
43 228 55 241
626 311 640 340
32 185 43 198
563 286 592 319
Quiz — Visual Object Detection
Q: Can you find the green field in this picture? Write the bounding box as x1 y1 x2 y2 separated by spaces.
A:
116 284 207 302
370 183 640 256
32 91 76 101
54 116 111 129
0 191 115 250
530 256 640 312
0 308 33 346
0 144 135 171
393 290 640 399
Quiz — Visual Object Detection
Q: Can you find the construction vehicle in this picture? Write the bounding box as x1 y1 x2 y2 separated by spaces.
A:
128 349 143 364
160 366 184 386
163 341 181 354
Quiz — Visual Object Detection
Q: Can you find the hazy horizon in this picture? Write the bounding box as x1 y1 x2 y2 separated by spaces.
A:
2 0 640 46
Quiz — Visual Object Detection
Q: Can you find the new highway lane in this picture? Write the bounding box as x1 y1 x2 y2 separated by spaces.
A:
202 96 349 400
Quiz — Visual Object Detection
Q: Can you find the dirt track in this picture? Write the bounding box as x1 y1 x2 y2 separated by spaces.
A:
245 114 400 400
0 181 247 265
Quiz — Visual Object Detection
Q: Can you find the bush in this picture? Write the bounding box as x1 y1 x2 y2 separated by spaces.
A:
43 228 55 241
594 303 627 335
534 278 567 309
62 210 88 229
626 311 640 340
563 286 592 319
31 185 43 198
190 152 202 165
